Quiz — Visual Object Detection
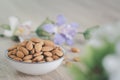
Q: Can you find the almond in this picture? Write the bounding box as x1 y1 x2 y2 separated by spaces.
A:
30 49 35 54
8 55 16 59
35 43 42 52
33 55 44 62
20 40 28 47
44 52 52 57
8 45 17 51
52 50 63 57
41 59 45 61
55 47 62 51
46 57 53 62
52 55 59 60
24 60 32 63
42 46 54 51
23 55 33 60
32 42 36 45
39 41 44 46
32 58 38 62
26 41 33 50
44 40 54 47
30 38 42 43
8 52 12 56
12 49 17 54
20 47 29 55
71 48 80 53
17 46 21 50
65 61 72 67
16 51 24 58
73 57 80 62
33 52 42 57
13 57 22 61
8 50 16 55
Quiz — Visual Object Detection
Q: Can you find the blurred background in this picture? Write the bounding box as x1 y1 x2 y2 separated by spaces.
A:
0 0 120 80
0 0 120 28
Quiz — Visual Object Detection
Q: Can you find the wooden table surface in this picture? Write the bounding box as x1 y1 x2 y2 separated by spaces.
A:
0 0 120 80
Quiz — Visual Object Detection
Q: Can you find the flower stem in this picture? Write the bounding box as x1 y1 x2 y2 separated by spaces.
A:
77 32 84 34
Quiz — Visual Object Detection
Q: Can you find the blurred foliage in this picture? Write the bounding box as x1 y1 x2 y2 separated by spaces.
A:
69 39 115 80
69 65 88 80
11 36 20 42
83 26 99 39
0 24 11 30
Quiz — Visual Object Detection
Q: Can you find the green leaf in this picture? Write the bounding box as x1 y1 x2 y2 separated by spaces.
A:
36 27 50 37
80 41 115 80
83 25 99 39
68 65 87 80
11 36 20 42
82 41 115 69
0 24 11 30
36 18 54 38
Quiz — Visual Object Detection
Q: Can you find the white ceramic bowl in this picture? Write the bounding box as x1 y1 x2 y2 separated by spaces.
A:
5 50 64 75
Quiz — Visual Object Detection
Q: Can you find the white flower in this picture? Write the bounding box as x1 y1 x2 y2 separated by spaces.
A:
103 54 120 73
109 72 120 80
15 20 32 36
103 54 120 80
3 16 32 37
4 16 19 37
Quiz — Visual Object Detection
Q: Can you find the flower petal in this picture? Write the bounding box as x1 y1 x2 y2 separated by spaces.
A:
43 24 57 33
16 21 32 36
66 39 73 45
64 33 73 40
70 22 79 28
3 30 13 37
9 16 19 31
68 29 77 37
56 15 66 26
61 25 77 39
54 34 65 45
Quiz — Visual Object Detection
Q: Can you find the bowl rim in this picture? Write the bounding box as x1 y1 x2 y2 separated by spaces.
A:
5 47 64 64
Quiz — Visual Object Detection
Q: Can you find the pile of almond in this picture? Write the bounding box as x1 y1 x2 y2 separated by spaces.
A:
7 38 64 63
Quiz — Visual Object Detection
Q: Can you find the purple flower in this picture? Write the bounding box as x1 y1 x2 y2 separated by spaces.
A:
43 24 57 33
43 15 79 45
70 22 79 28
66 39 73 45
56 15 66 26
54 34 65 45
